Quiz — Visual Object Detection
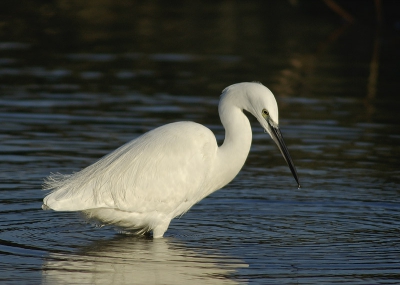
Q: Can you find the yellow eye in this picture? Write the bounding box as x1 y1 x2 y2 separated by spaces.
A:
262 109 269 117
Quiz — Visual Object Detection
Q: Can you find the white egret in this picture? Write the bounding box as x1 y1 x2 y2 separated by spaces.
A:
42 82 300 238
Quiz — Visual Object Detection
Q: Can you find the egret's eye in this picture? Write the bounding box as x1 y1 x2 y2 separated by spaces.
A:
262 109 269 117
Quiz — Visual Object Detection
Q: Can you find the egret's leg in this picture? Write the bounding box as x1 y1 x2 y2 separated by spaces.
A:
153 220 171 238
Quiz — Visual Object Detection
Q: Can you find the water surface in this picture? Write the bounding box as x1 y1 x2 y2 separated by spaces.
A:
1 1 400 284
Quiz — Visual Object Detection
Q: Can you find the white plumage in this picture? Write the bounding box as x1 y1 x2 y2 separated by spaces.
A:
43 82 299 238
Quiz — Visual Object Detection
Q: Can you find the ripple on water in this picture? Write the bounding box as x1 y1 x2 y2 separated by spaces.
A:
1 56 400 284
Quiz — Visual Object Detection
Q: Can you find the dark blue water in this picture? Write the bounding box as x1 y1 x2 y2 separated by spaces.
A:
1 1 400 284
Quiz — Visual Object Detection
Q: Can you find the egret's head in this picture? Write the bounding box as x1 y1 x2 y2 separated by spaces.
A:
221 82 300 188
221 82 278 133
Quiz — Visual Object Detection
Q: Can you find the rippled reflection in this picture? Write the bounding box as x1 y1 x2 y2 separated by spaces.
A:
42 236 247 285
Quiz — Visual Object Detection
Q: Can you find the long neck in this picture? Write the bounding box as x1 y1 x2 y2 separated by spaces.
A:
211 102 252 190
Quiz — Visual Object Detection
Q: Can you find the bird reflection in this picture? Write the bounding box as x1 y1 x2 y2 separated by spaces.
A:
42 235 247 285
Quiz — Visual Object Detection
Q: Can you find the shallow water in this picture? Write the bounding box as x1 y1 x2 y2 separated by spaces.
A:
1 1 400 284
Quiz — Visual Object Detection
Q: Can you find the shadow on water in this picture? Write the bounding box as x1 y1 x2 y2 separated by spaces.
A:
42 235 248 285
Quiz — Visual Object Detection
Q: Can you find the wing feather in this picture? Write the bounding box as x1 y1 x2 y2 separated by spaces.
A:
43 122 217 217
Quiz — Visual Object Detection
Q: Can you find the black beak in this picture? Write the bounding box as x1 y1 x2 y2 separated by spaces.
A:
268 121 300 188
